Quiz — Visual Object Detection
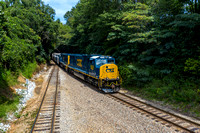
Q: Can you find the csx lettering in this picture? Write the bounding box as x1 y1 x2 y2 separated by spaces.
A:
77 59 82 67
106 68 114 73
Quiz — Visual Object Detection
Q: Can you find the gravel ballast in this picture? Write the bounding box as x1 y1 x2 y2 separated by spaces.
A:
59 68 177 132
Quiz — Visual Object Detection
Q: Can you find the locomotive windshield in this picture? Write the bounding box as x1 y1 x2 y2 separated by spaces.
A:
96 59 107 67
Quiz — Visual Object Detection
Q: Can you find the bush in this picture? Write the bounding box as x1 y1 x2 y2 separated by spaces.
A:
0 69 18 87
21 61 38 79
119 64 153 87
184 57 200 76
36 55 46 64
0 95 20 118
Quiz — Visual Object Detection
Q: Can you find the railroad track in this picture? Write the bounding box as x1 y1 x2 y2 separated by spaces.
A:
107 92 200 133
31 66 60 133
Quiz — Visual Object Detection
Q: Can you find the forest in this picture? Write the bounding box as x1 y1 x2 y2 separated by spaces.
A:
61 0 200 116
0 0 200 118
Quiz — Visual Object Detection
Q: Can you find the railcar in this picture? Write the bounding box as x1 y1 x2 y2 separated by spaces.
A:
52 53 61 65
52 53 121 93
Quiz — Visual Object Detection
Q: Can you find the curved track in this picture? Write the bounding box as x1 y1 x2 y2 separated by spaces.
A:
30 66 60 133
108 92 200 133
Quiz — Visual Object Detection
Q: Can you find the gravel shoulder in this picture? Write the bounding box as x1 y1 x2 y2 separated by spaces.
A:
59 68 177 133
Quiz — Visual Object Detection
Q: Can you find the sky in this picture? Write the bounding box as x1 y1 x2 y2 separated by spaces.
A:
42 0 79 24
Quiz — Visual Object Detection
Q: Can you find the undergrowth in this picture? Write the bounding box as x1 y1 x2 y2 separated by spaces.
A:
120 63 200 118
124 78 200 118
0 61 39 119
0 95 20 118
21 61 38 79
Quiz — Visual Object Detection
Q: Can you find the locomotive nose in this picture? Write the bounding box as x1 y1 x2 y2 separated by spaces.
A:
99 64 119 80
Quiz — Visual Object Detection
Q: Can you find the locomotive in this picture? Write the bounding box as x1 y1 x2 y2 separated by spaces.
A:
52 53 121 93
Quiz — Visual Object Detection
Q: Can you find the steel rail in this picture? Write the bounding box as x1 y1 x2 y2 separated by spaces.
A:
51 67 59 133
108 93 198 133
30 66 55 133
119 92 200 128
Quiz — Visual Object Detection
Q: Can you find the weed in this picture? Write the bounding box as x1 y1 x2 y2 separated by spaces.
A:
14 112 21 118
0 95 20 118
24 112 29 118
29 109 39 130
31 109 38 119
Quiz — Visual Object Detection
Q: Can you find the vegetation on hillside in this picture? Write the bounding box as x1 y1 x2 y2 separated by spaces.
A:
0 0 59 119
59 0 200 116
0 0 200 118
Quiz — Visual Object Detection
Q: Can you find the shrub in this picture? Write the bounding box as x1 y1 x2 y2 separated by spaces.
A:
21 61 38 79
119 64 153 87
0 95 20 118
184 57 200 76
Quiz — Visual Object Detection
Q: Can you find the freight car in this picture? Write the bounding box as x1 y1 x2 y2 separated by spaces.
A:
52 53 61 65
52 53 121 93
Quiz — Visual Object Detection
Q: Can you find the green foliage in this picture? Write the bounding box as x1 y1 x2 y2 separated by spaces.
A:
0 61 38 118
61 0 200 115
36 55 46 64
21 61 38 79
140 75 200 103
14 112 21 118
0 0 200 117
1 0 59 70
119 64 153 87
0 0 60 120
1 70 18 87
184 57 200 75
0 95 20 118
0 0 60 87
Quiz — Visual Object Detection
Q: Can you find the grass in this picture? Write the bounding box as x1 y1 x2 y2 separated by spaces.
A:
21 61 38 79
0 95 20 119
14 112 21 118
0 70 18 88
125 78 200 118
0 61 39 119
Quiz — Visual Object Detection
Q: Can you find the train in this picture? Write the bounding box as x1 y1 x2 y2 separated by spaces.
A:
52 53 121 93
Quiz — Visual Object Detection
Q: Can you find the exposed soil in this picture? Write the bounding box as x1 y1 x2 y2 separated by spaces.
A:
7 65 51 133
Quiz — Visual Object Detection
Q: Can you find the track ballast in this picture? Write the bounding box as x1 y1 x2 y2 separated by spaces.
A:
107 92 200 133
30 66 60 133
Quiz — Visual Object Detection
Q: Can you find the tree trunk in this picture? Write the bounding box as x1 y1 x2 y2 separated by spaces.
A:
195 0 197 13
191 0 194 13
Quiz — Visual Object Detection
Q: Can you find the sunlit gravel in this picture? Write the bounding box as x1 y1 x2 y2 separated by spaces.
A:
59 68 177 133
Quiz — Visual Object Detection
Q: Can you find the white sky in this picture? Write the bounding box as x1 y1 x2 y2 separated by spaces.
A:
42 0 79 24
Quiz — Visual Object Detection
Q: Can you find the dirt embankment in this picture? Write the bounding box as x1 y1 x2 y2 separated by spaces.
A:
7 65 52 133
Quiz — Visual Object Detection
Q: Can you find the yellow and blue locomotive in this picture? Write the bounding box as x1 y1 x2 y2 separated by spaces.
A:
52 53 121 93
